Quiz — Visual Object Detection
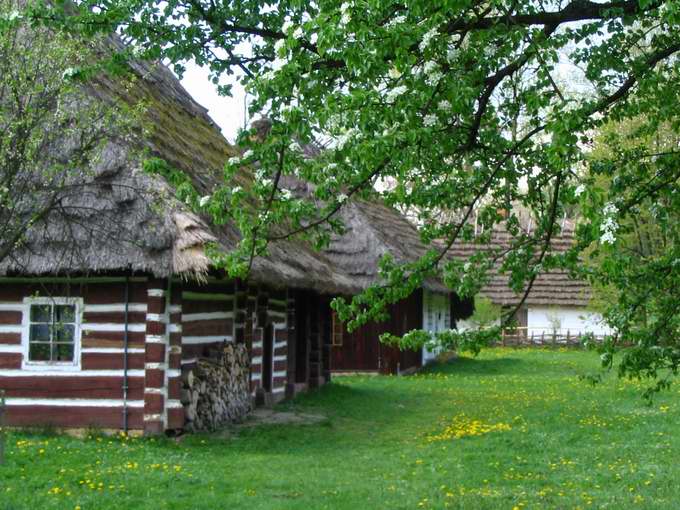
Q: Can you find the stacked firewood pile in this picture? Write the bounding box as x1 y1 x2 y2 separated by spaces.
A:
181 343 252 431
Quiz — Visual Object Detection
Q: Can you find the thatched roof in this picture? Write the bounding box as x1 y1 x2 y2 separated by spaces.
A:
0 37 355 294
446 220 592 307
280 178 449 294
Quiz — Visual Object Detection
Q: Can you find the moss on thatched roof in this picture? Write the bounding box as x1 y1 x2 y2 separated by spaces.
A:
0 36 355 293
279 177 449 294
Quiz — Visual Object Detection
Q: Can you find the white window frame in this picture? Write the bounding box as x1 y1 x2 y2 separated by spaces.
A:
21 296 83 371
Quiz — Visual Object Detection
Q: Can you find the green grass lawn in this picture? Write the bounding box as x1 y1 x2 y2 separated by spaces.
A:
1 348 679 509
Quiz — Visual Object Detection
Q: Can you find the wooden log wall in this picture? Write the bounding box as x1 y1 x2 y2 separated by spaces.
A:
143 279 184 434
241 286 289 402
331 291 423 374
268 290 289 400
0 276 330 432
0 278 149 429
167 284 184 430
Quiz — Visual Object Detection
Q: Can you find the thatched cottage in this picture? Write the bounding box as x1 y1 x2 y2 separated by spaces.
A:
279 178 459 374
0 40 362 434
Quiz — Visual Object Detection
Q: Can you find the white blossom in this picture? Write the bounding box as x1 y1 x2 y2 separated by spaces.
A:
388 67 402 79
281 20 294 33
386 15 406 28
337 129 357 150
289 141 302 152
232 186 242 194
599 202 619 245
340 2 351 25
438 100 452 112
603 203 618 216
327 114 343 130
279 189 293 200
310 33 318 45
447 46 458 63
280 103 294 116
425 70 443 86
293 27 304 40
199 195 211 207
385 85 408 103
2 10 21 21
62 68 78 80
227 156 241 167
575 184 586 197
423 114 438 127
419 26 439 52
261 69 277 82
600 230 616 245
274 39 287 56
423 61 439 75
337 193 348 202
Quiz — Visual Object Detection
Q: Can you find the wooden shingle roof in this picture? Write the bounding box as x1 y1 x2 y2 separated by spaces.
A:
446 220 592 307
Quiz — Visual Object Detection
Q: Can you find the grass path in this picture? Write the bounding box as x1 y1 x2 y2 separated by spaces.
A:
1 348 679 509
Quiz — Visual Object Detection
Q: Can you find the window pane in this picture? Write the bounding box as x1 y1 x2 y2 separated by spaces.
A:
55 305 75 323
29 342 51 361
55 324 74 343
54 343 74 362
30 324 50 342
30 305 51 323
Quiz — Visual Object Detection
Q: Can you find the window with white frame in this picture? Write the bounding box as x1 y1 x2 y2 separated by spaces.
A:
23 297 82 368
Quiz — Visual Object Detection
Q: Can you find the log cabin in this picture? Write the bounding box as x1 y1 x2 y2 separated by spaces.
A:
279 178 462 374
0 38 356 434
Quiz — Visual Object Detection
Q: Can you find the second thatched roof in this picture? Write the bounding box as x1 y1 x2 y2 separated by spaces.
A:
279 177 450 294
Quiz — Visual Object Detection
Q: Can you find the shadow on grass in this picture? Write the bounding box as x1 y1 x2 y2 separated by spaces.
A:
276 382 409 425
426 355 527 376
194 382 425 456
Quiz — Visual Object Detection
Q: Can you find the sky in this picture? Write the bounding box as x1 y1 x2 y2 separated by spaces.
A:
180 61 247 144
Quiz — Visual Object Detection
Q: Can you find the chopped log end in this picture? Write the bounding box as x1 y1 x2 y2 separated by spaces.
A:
181 343 251 432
